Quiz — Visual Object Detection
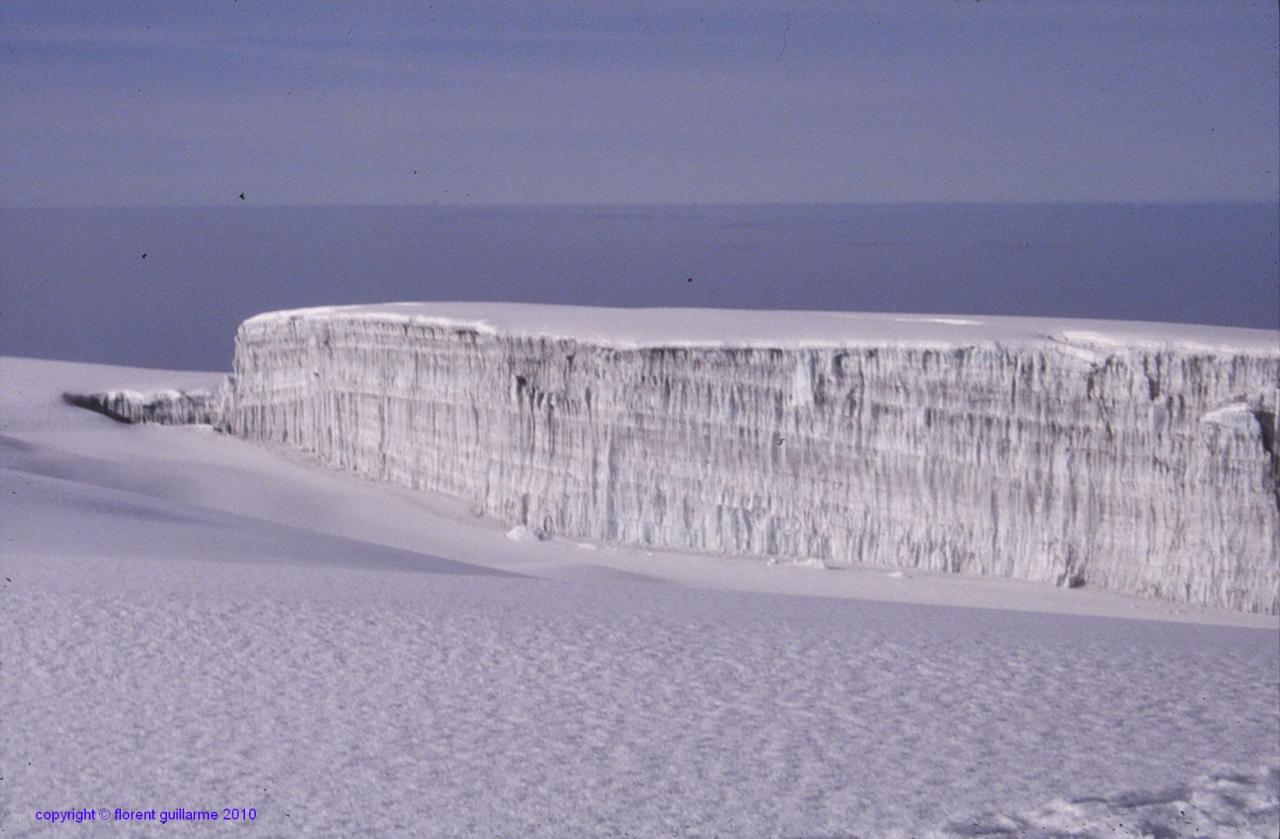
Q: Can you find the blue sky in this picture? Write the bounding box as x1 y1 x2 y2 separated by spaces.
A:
2 1 1277 206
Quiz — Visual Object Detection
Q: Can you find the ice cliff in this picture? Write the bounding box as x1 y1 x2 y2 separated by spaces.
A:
83 303 1280 613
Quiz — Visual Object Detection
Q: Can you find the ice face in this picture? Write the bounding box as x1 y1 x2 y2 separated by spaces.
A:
158 304 1280 613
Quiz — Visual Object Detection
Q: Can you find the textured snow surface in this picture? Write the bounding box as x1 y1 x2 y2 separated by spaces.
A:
3 356 1278 837
226 303 1280 613
8 585 1278 838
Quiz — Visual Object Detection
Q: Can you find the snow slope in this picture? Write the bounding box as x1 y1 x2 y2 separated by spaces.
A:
220 303 1280 613
4 355 1278 837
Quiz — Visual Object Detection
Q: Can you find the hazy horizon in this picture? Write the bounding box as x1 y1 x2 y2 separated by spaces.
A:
4 202 1276 371
16 199 1278 210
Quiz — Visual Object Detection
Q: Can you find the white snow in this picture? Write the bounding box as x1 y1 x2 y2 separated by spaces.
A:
892 315 983 326
224 302 1280 613
3 355 1278 837
240 301 1280 351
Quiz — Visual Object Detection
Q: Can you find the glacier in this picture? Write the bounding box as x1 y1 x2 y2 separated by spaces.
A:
69 303 1280 613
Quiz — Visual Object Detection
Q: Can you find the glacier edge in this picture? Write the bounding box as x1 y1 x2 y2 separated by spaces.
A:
74 304 1280 614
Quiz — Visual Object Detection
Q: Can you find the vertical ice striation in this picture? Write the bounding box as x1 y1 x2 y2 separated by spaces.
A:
222 304 1279 613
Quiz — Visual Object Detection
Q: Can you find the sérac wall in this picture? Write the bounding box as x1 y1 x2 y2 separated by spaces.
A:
218 304 1280 614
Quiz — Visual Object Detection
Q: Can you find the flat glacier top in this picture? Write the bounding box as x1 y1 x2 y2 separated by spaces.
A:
242 302 1280 353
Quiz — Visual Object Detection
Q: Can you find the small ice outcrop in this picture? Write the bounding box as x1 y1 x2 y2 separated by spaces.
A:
505 525 547 542
767 557 830 570
62 382 229 426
